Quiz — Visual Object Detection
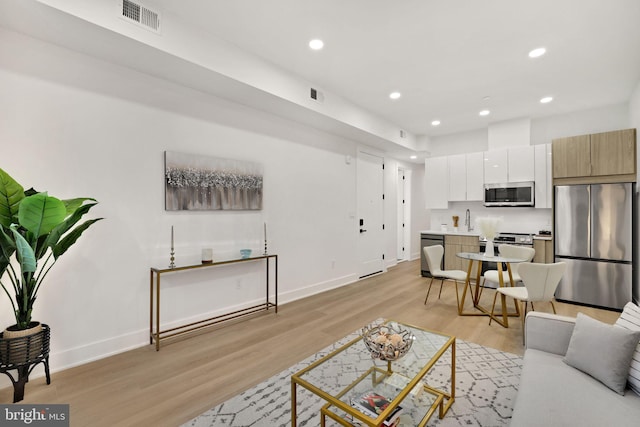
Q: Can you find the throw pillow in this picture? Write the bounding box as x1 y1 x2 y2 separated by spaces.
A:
615 302 640 396
564 312 640 395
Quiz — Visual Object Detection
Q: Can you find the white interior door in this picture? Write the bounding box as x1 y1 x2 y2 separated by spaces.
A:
357 150 384 278
397 168 406 261
397 168 411 262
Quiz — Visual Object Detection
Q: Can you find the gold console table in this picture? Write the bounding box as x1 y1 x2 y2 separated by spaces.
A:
149 254 278 351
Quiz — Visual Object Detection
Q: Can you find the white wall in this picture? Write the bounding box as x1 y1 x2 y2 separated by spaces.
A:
0 28 413 377
531 103 630 145
429 202 552 236
487 118 531 150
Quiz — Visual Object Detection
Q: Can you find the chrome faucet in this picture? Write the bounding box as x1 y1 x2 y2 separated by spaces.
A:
465 209 473 232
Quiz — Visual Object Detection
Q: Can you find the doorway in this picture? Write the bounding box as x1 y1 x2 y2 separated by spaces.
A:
357 150 384 278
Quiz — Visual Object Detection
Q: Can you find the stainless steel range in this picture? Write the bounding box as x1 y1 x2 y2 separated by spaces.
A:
492 232 534 247
480 232 534 276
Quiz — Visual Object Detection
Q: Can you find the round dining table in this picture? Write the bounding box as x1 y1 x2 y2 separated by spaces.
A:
456 252 528 327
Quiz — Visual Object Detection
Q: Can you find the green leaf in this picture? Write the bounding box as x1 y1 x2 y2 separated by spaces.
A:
53 218 103 259
63 198 96 216
10 226 36 273
0 225 16 277
0 168 25 228
18 193 67 237
42 201 98 256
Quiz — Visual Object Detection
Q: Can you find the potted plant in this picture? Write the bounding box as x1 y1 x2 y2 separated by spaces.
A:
0 167 102 359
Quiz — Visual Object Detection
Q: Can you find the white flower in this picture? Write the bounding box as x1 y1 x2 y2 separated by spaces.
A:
475 216 503 240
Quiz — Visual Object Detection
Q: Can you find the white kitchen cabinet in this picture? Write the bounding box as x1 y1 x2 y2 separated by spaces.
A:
448 154 467 201
425 157 448 208
466 152 484 201
508 146 535 182
534 144 552 209
483 149 508 184
447 153 483 202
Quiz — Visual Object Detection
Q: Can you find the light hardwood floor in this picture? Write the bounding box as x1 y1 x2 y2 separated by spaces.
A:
0 260 619 426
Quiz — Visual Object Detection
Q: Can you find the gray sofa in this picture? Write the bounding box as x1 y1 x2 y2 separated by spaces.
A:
510 311 640 426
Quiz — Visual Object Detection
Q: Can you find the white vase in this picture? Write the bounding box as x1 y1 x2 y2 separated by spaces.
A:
484 239 495 257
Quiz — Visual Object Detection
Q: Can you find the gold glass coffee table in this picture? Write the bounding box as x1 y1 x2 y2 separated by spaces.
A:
291 321 455 426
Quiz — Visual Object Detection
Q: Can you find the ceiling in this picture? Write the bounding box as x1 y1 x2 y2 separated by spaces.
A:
149 0 640 138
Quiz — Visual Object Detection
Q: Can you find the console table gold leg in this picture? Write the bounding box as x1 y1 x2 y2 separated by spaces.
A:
155 275 161 351
149 270 153 345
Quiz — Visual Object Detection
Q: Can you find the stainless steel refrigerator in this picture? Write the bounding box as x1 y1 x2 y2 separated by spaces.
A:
554 183 635 310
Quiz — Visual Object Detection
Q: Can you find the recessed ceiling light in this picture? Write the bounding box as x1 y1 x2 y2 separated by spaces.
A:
540 96 553 104
479 110 490 116
528 47 546 58
389 92 401 100
309 39 324 50
431 120 441 126
410 155 417 159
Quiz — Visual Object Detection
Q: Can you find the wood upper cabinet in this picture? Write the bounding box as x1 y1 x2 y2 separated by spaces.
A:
552 134 591 178
552 129 636 181
590 129 636 176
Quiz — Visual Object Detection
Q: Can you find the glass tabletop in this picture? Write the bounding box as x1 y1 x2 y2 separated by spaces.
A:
292 321 455 425
456 251 527 263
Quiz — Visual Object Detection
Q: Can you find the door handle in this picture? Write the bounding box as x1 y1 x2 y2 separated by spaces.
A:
360 229 367 233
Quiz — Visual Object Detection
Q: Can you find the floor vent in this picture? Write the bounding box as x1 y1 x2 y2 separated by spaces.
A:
119 0 161 33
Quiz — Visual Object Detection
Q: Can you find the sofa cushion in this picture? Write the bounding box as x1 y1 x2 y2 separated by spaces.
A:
615 301 640 396
511 349 640 426
563 313 640 394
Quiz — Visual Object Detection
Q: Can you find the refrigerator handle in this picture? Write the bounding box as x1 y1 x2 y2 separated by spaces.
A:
587 185 591 258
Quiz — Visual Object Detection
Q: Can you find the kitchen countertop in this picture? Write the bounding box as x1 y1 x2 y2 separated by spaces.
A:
420 230 481 236
533 235 553 241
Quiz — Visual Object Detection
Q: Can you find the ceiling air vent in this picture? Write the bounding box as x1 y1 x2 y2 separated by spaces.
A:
119 0 161 33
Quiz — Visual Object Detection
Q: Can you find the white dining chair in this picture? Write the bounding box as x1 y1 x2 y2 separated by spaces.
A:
489 262 567 343
423 245 468 305
483 244 536 288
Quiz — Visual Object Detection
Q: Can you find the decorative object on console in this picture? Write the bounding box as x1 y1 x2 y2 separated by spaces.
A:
0 167 102 401
240 249 252 259
165 151 263 211
263 222 268 255
361 322 413 361
476 216 503 257
169 225 175 268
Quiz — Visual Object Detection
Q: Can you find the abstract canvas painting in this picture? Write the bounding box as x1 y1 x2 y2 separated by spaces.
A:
164 151 263 210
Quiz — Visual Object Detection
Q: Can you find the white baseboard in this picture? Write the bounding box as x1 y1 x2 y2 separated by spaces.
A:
0 273 361 390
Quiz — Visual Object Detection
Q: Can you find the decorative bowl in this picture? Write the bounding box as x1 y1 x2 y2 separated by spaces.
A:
240 249 252 259
361 323 414 361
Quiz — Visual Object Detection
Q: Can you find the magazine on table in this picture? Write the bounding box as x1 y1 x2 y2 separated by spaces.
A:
350 391 402 426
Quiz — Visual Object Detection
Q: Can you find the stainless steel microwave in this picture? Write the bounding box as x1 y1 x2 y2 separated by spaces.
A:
483 182 535 207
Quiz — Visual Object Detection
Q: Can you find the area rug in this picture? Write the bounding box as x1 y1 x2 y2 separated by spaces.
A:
182 323 522 427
